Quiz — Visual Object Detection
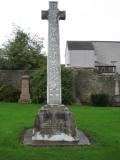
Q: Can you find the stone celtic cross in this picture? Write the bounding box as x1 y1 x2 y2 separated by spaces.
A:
42 1 66 105
23 1 87 145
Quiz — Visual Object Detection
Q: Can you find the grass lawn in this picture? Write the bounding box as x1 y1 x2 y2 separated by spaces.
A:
0 103 120 160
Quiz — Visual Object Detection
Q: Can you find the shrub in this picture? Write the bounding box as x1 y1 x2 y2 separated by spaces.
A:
0 85 20 102
61 66 74 104
90 93 109 106
30 66 74 104
30 67 47 104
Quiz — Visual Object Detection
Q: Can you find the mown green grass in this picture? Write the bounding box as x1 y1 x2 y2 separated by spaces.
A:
0 103 120 160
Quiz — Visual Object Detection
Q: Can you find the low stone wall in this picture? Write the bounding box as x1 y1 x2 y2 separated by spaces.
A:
0 69 116 104
0 70 33 90
72 68 115 103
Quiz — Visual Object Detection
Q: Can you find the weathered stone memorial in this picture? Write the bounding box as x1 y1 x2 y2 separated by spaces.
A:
23 1 90 146
32 1 78 143
112 72 120 106
19 75 31 103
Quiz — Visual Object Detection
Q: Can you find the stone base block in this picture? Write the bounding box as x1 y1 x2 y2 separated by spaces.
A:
32 105 78 142
18 94 31 103
22 128 91 146
18 98 31 104
112 95 120 106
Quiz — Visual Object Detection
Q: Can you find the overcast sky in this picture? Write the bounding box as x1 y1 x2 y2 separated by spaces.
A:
0 0 120 63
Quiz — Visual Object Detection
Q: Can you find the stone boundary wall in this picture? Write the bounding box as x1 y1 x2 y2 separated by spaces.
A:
72 68 115 103
0 70 33 90
0 69 116 104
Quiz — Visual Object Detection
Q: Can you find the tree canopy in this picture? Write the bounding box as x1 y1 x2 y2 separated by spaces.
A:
0 27 46 70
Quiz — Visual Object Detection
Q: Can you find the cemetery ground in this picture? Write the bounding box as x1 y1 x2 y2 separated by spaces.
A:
0 103 120 160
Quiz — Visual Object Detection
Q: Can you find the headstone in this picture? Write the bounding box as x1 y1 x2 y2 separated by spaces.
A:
112 72 120 106
19 75 31 103
114 73 120 96
32 1 78 143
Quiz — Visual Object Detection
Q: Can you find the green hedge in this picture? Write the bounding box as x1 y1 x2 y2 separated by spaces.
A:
0 85 20 102
90 93 109 106
61 66 74 104
30 66 74 104
30 68 47 104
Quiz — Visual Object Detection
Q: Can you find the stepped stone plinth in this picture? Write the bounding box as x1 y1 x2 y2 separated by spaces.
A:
32 105 78 142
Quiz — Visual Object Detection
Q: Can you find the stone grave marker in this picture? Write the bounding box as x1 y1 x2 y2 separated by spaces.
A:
23 1 90 146
19 75 31 103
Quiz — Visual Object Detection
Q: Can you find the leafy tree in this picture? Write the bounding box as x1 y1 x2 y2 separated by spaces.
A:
0 48 10 69
0 27 46 69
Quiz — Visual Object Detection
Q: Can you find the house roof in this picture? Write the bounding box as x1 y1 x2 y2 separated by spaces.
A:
67 41 94 50
67 40 120 50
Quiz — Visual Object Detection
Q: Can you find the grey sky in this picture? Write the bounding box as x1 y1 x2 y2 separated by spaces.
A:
0 0 120 63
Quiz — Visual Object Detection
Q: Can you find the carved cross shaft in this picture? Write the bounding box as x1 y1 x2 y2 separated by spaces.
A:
42 1 66 105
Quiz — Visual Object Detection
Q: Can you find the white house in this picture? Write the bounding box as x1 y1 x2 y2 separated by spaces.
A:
65 41 120 73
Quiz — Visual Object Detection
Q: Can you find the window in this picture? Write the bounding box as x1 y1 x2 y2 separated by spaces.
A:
95 66 116 73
